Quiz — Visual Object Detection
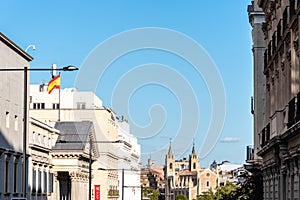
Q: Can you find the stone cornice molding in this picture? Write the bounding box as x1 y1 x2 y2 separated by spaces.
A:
51 153 82 159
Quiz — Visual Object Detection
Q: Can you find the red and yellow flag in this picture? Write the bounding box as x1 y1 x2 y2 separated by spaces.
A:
47 74 60 94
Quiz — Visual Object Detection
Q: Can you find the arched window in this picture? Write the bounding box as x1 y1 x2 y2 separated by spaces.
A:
170 163 173 169
193 162 196 169
206 181 210 188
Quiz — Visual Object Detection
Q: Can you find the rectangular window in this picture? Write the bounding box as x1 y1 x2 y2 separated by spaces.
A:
52 103 60 109
33 131 36 143
43 136 47 146
38 134 41 144
77 102 86 109
48 138 52 148
283 7 288 29
33 103 45 109
290 0 296 18
6 112 9 128
14 115 18 131
277 20 282 43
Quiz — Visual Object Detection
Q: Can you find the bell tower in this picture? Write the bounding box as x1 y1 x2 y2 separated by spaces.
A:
189 142 200 171
165 140 175 176
165 140 175 200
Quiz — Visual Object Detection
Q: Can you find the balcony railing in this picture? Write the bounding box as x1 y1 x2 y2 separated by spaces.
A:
108 189 119 197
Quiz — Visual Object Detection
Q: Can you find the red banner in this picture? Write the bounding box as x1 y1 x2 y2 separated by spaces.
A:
95 185 100 200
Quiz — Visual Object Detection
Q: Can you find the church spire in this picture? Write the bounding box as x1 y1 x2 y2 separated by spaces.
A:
191 139 196 155
168 138 173 156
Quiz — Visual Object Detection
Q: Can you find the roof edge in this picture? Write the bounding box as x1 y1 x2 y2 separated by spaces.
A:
0 32 34 62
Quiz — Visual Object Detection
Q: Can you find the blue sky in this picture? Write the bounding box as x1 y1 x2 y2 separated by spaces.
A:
1 1 253 167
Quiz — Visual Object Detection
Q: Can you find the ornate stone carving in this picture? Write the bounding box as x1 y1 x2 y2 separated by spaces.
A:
275 0 281 8
262 22 269 39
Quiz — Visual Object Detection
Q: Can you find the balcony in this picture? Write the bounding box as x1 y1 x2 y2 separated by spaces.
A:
108 189 119 197
287 93 300 128
260 123 270 148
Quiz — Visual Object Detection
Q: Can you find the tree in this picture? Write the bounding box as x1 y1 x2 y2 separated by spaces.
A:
197 189 215 200
196 169 263 200
176 194 188 200
216 182 238 200
234 169 263 200
143 187 160 200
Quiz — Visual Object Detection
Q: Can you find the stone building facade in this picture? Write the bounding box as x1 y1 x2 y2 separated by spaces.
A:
0 32 33 199
51 121 99 200
28 118 60 200
164 143 218 200
249 0 300 199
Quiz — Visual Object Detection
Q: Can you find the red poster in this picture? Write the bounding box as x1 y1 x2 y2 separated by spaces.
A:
95 185 100 200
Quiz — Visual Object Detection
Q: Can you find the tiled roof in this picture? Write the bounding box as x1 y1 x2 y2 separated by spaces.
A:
53 121 93 150
178 170 197 176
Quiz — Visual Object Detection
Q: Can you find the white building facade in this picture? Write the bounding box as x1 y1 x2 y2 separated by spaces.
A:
117 120 141 200
29 85 141 200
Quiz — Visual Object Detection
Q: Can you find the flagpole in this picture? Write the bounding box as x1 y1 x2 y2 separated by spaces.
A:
58 72 61 121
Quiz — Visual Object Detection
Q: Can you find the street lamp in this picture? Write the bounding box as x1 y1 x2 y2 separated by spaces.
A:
25 44 36 52
0 65 78 198
57 139 123 200
98 167 141 200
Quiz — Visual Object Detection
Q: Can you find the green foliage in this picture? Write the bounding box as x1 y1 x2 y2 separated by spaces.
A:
197 189 215 200
197 170 263 200
176 194 188 200
143 187 160 200
215 183 239 200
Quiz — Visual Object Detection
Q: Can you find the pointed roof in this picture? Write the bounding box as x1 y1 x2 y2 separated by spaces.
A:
168 139 173 155
53 121 94 150
191 141 196 155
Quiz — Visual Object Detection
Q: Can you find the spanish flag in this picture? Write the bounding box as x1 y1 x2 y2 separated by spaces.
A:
47 74 60 94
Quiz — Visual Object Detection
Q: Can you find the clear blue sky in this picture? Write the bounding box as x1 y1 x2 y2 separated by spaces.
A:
1 1 253 167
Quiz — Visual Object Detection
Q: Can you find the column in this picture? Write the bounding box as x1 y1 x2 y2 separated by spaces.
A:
53 172 59 200
280 167 287 200
295 167 299 200
277 167 280 200
0 150 4 199
16 155 22 195
6 153 13 196
263 170 267 200
70 172 77 199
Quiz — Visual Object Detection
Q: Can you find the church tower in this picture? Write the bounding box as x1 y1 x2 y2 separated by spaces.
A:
165 141 175 200
189 143 200 171
165 141 175 176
